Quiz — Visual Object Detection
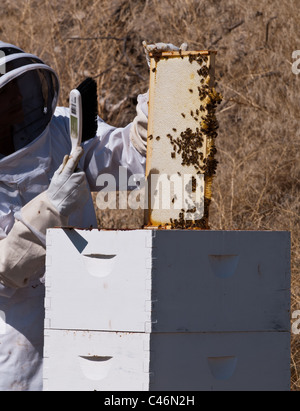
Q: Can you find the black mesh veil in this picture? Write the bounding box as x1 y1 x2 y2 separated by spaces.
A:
0 43 60 157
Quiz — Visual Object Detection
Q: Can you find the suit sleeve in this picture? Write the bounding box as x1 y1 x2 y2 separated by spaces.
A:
74 92 149 192
0 192 67 290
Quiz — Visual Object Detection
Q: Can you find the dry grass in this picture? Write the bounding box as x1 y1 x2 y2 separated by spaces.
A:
1 0 299 390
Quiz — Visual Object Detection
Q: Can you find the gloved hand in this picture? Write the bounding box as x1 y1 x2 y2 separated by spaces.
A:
46 147 90 217
142 41 188 67
130 91 149 157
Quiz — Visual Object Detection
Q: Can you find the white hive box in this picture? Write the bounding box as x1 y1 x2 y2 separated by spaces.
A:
43 229 291 391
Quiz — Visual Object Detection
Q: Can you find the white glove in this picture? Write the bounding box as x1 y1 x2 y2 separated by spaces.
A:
130 91 149 157
142 41 188 67
47 147 90 217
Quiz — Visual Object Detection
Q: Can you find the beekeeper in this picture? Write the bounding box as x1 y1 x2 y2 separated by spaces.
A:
0 40 187 391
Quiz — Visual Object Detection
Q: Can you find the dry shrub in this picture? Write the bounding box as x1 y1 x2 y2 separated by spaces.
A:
0 0 299 390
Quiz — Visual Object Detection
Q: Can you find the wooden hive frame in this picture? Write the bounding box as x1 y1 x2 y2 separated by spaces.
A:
144 50 222 229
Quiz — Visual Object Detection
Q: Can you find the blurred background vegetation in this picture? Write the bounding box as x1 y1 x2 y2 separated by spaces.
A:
1 0 299 389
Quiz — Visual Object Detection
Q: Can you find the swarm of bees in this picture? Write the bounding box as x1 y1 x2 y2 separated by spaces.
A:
171 53 222 229
167 128 205 171
168 201 211 230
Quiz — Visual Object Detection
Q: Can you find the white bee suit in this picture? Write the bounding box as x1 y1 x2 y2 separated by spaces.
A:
0 42 147 391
